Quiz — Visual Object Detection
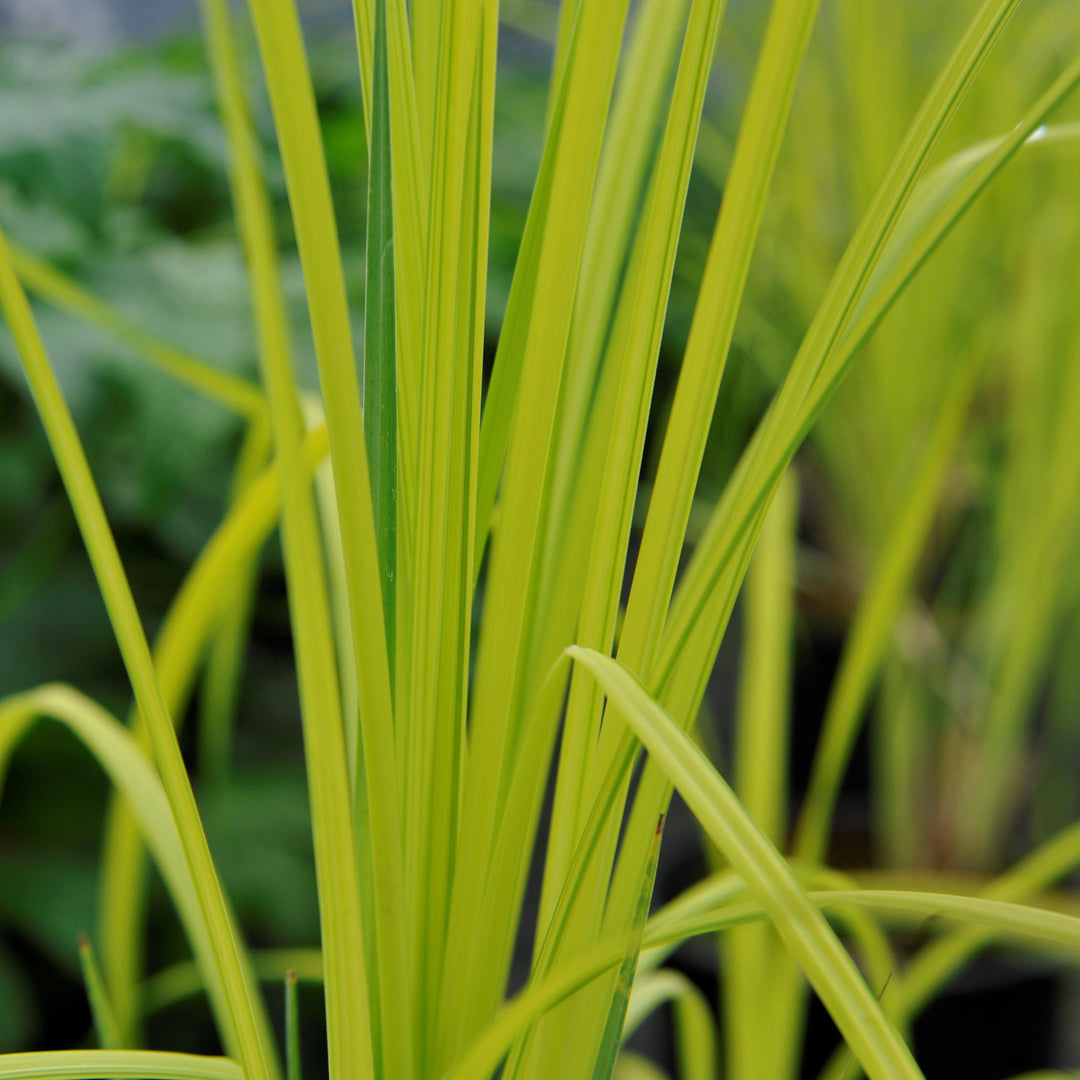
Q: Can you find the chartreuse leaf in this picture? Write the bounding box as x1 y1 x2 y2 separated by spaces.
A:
519 727 900 1080
565 647 923 1080
0 1051 243 1080
284 971 300 1080
0 226 277 1080
143 950 322 1017
364 0 397 680
795 891 1080 954
522 0 699 783
441 0 632 1065
472 0 627 565
725 472 797 1080
637 83 1080 972
657 91 1080 739
576 4 821 1009
538 0 728 935
241 0 420 1073
242 0 401 912
655 0 1032 697
590 815 664 1080
5 243 265 419
535 3 818 1068
776 825 1080 1080
527 711 898 1080
409 0 439 161
523 0 730 1068
547 0 582 121
609 0 820 690
197 0 379 1074
0 685 253 1066
898 818 1080 1016
450 871 1080 1080
402 0 494 1067
818 850 1080 1080
734 472 797 852
96 419 329 1043
452 659 572 1080
347 0 428 580
199 414 272 786
377 0 429 569
623 970 717 1080
653 889 1080 966
651 866 898 1006
503 727 645 1079
793 341 984 865
602 11 1074 1006
78 934 123 1051
539 0 691 597
446 930 630 1080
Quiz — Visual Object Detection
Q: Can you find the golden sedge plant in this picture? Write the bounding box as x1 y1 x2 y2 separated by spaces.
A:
2 0 1080 1078
743 0 1080 880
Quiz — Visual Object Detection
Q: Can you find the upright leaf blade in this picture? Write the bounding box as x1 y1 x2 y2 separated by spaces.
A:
284 970 301 1080
0 225 279 1080
364 0 398 681
590 816 665 1080
567 647 924 1080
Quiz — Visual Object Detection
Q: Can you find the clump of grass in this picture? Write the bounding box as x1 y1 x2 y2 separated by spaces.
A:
2 1 1080 1078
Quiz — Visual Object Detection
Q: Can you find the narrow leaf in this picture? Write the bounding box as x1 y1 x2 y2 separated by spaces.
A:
0 1051 243 1080
591 816 665 1080
0 221 278 1080
364 0 398 679
78 934 124 1051
567 646 923 1080
284 970 301 1080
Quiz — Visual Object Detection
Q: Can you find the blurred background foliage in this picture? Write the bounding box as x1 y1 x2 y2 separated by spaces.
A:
1 0 1080 1072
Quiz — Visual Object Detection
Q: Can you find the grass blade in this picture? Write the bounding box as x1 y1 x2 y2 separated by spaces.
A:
6 243 264 419
623 971 717 1080
364 0 397 679
198 415 271 785
652 52 1080 783
451 868 1080 1080
78 934 124 1051
590 815 665 1080
899 818 1080 1015
0 225 278 1080
539 0 728 930
0 686 259 1067
198 0 379 1072
0 1052 244 1080
793 340 984 864
614 0 819 683
143 951 324 1018
524 0 730 1066
655 0 1029 698
608 22 1079 950
725 471 797 1080
540 0 692 585
566 646 923 1080
243 5 417 1066
441 0 632 1061
473 0 627 562
284 971 300 1080
583 0 822 995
